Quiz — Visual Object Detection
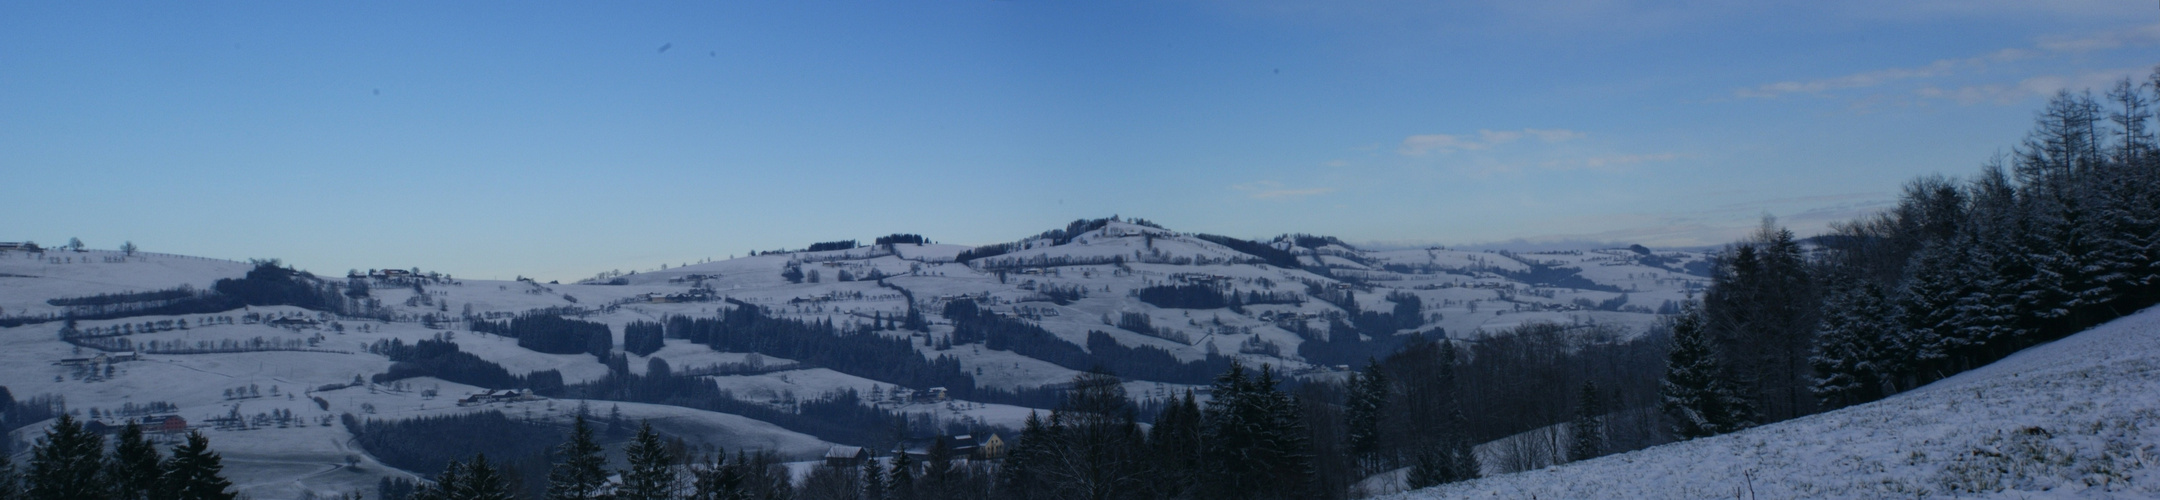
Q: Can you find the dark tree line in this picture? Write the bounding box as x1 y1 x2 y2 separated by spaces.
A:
808 241 860 252
1135 285 1227 310
958 218 1163 263
945 300 1235 385
1664 73 2160 441
4 260 387 328
623 321 665 357
470 314 613 360
369 338 566 394
1295 291 1431 368
557 363 905 447
345 411 562 494
875 234 930 246
1191 234 1301 269
0 414 237 500
665 303 979 400
998 365 1319 500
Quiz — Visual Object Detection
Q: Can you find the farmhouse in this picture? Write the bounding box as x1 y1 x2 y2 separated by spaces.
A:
823 445 868 467
56 352 137 366
268 317 320 328
457 389 540 406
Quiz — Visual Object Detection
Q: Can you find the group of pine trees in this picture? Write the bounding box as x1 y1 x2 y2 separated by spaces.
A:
0 414 236 500
1661 72 2160 439
998 366 1314 500
400 416 791 500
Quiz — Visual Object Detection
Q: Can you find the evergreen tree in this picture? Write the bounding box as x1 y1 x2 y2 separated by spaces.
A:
1343 359 1386 464
621 422 678 500
0 454 21 500
887 451 915 500
108 422 163 500
1199 363 1316 500
1812 280 1900 409
1442 409 1478 483
921 438 956 500
26 414 105 500
459 455 514 500
1662 302 1755 439
1402 447 1448 490
411 460 464 500
1896 242 1968 375
1701 222 1822 422
1954 164 2033 353
860 452 887 500
1567 382 1606 463
996 412 1048 499
1032 370 1147 500
1146 392 1203 499
689 451 744 500
547 415 611 500
160 432 236 500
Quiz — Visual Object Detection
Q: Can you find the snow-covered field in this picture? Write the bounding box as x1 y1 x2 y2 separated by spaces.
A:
1382 305 2160 499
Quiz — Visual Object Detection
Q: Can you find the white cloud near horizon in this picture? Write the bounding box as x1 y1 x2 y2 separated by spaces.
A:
1735 22 2159 101
1398 128 1583 156
1916 67 2152 105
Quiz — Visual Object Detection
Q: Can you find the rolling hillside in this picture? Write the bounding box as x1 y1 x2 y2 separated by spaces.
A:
0 219 1711 498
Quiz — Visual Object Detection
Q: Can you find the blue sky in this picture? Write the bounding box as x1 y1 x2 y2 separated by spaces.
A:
4 1 2156 281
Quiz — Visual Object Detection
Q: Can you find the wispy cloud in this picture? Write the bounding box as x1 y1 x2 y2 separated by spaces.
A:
1541 152 1683 171
2036 23 2160 52
1734 22 2159 101
1736 49 2033 99
1916 67 2150 105
1398 128 1582 156
1232 181 1336 200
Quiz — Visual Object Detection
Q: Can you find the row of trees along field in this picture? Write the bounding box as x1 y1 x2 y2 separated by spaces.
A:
0 415 239 500
1663 73 2160 438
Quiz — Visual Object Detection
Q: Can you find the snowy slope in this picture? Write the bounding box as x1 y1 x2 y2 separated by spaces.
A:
1381 306 2160 499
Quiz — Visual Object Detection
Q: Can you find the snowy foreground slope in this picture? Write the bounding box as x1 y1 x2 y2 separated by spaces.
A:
1385 307 2160 499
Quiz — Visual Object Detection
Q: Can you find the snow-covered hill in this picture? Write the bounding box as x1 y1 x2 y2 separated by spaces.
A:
0 219 1713 498
1381 305 2160 499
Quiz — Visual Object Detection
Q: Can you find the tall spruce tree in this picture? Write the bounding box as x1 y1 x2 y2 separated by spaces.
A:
26 414 105 500
547 416 611 500
160 432 236 500
459 455 514 500
108 422 163 500
1200 363 1316 500
1702 222 1822 422
1662 302 1755 439
861 452 887 500
1443 409 1478 483
1567 381 1606 463
888 450 915 500
1146 392 1203 499
0 454 20 500
1034 370 1147 500
621 422 678 500
1343 359 1386 466
1955 164 2033 353
412 460 464 500
996 412 1047 498
689 451 744 500
1812 279 1899 408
